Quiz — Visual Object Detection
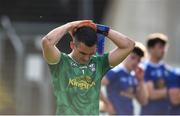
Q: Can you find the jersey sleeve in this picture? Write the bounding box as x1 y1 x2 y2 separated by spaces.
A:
144 70 152 82
48 53 66 78
106 69 117 83
97 53 111 79
167 73 179 89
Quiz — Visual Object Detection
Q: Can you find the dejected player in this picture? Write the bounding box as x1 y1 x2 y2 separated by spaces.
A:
41 20 135 115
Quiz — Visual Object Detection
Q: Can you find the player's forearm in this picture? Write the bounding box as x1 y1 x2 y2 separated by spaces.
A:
107 29 135 51
178 91 180 103
177 91 180 104
42 23 71 46
106 29 135 66
169 88 180 105
100 92 116 114
100 92 109 105
136 81 148 105
149 88 167 100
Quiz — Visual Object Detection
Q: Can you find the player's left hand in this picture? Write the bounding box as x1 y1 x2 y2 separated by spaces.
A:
70 20 96 36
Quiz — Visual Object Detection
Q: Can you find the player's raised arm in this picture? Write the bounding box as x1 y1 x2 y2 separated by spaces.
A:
107 29 135 66
41 20 94 64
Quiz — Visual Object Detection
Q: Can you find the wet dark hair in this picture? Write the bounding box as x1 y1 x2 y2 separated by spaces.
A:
147 38 167 48
74 26 97 47
132 47 144 58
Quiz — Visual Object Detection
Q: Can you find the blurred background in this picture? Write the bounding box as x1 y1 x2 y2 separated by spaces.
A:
0 0 180 115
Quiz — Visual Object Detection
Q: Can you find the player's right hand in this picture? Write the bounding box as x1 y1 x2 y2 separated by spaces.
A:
67 20 96 37
135 66 144 82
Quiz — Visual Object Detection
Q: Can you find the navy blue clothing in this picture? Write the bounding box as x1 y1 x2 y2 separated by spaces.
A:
140 60 171 115
167 68 180 115
106 65 137 115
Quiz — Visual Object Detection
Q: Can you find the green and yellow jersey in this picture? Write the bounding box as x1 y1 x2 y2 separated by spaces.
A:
48 53 110 115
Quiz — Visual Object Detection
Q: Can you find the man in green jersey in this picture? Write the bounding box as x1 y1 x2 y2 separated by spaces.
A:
41 20 135 115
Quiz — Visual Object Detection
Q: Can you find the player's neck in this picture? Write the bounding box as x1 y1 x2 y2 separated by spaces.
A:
124 64 132 73
150 57 161 64
69 51 89 65
69 52 79 63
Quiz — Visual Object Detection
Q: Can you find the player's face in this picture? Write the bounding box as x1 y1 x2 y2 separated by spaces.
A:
150 43 166 60
126 53 141 71
74 42 96 64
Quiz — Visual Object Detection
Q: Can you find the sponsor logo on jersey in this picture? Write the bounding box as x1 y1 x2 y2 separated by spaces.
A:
68 76 95 90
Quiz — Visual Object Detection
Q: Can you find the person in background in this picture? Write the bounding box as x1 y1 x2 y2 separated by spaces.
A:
101 44 148 115
140 33 172 115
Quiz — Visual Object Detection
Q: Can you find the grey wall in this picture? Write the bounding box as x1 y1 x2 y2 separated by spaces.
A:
104 0 180 66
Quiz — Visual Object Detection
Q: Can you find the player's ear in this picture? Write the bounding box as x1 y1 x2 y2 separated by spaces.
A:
70 41 75 50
